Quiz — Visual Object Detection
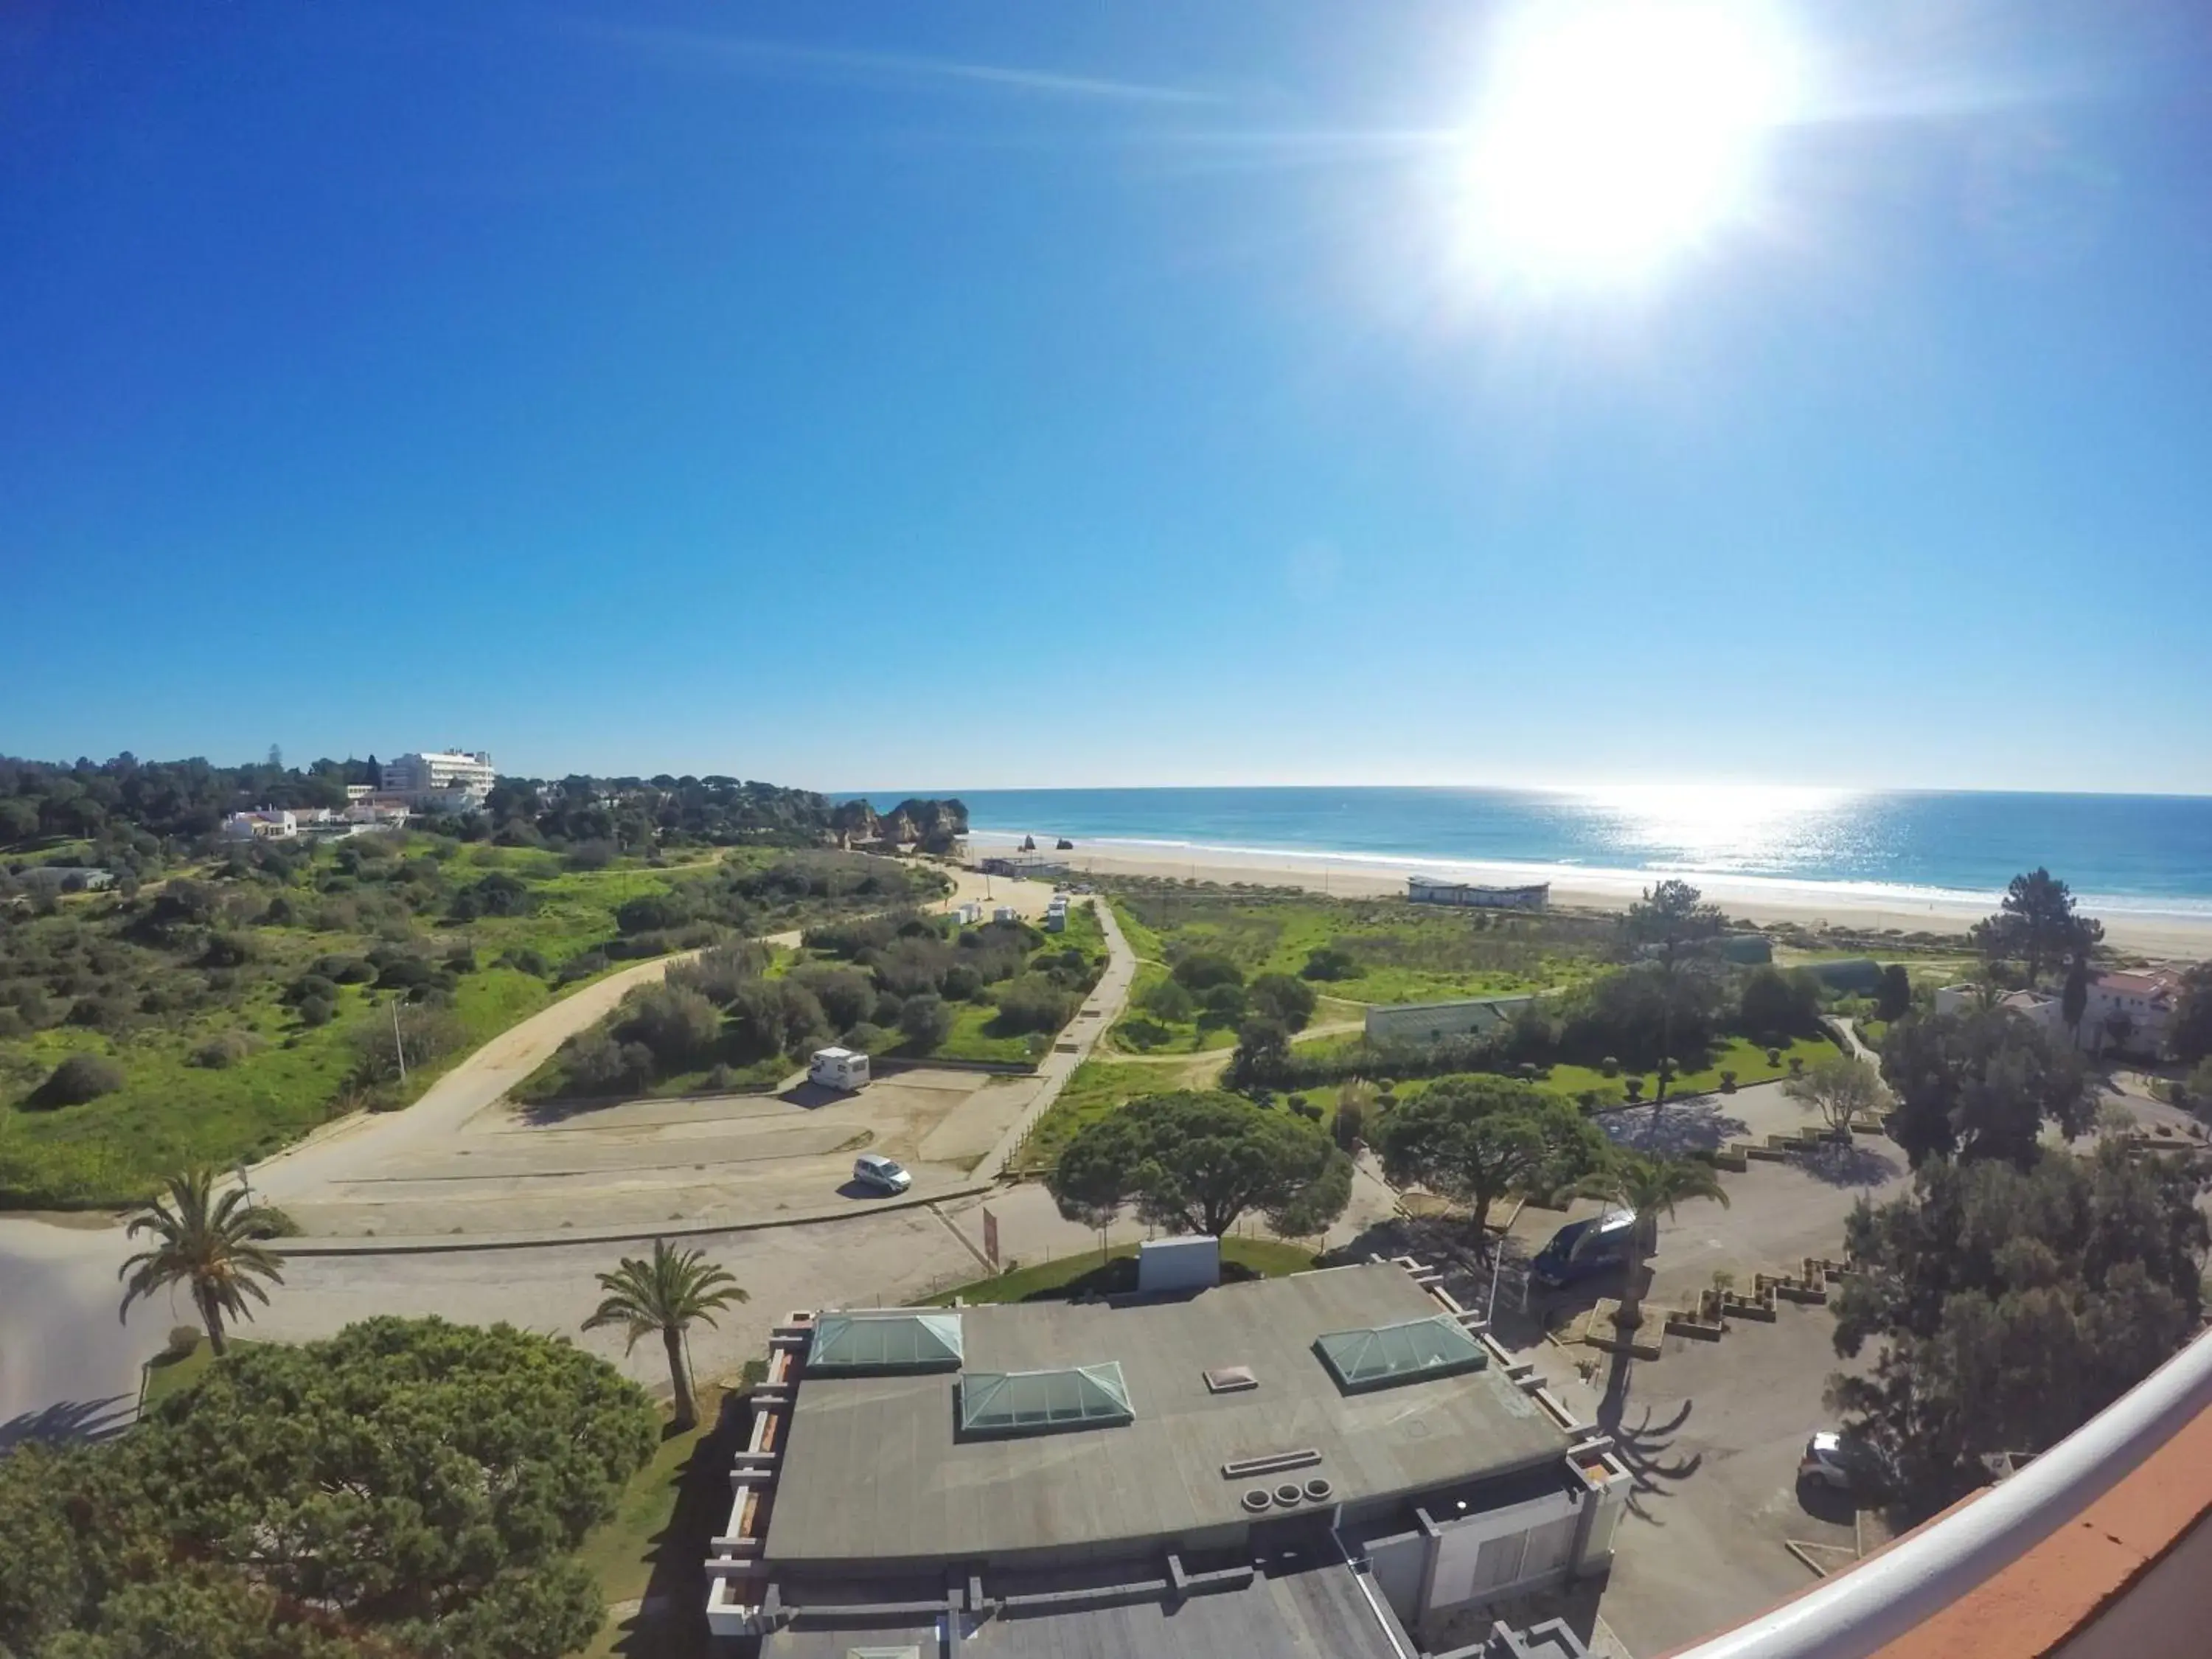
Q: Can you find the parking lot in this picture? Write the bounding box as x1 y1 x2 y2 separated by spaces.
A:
278 1064 1048 1237
1444 1088 1910 1656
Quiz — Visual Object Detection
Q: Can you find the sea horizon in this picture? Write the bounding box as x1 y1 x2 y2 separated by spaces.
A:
839 785 2212 920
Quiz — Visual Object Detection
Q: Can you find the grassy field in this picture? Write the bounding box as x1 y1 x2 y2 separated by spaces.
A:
1009 1056 1223 1175
1531 1034 1839 1109
1104 886 1615 1057
925 1235 1321 1305
0 838 848 1207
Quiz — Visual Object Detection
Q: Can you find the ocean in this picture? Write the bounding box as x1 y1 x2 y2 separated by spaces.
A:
894 787 2212 919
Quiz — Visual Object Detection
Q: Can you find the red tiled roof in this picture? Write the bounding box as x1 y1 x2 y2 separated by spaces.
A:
1860 1404 2212 1659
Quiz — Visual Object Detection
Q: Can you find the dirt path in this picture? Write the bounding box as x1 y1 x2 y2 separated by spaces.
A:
252 869 1019 1211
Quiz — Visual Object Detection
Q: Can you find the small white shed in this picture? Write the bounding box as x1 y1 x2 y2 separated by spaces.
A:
992 905 1019 923
808 1046 869 1091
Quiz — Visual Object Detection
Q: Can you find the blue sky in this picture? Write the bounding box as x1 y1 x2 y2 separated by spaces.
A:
3 0 2208 793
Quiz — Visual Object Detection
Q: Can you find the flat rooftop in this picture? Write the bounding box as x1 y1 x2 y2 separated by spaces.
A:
764 1261 1572 1567
761 1552 1399 1659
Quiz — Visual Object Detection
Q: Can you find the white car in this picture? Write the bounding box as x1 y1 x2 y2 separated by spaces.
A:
1798 1430 1875 1492
852 1154 913 1195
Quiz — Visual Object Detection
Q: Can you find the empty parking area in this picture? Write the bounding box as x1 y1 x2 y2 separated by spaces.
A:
280 1065 1047 1237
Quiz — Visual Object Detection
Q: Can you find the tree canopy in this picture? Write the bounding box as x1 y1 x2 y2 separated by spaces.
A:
1374 1074 1609 1244
1968 868 2104 984
0 1318 656 1659
1878 1006 2097 1167
2167 962 2212 1067
1782 1051 1888 1135
1831 1144 2207 1509
1048 1089 1351 1239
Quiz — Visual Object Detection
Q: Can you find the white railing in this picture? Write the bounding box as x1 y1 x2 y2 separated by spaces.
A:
1671 1326 2212 1659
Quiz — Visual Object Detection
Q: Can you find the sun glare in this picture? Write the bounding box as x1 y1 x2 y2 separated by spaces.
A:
1464 0 1804 291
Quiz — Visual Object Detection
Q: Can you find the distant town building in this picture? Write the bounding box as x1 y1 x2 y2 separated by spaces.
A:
1934 967 2180 1059
1408 876 1551 911
1364 995 1537 1048
223 809 299 840
379 750 495 801
980 854 1067 879
7 865 116 893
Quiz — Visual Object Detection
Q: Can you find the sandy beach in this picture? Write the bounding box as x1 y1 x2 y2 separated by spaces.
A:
967 834 2212 962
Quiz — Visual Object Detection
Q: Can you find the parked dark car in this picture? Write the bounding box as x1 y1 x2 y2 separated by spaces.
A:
1529 1210 1638 1288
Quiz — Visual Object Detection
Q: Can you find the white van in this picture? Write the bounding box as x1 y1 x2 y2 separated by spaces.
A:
852 1153 913 1195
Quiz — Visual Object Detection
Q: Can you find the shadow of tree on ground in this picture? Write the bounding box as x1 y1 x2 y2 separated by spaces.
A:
0 1394 136 1450
1596 1348 1703 1524
1599 1101 1751 1157
608 1390 753 1659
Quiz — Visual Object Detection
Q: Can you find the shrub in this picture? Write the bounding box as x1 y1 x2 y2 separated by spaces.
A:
1624 1075 1646 1102
560 1029 656 1096
166 1325 204 1359
499 947 552 977
1300 945 1360 982
993 975 1077 1035
1170 951 1244 992
1601 1056 1620 1078
286 973 339 1007
617 891 695 935
1577 1089 1601 1110
191 1030 264 1069
29 1052 125 1107
1334 1099 1364 1150
898 993 953 1051
1719 1068 1738 1094
297 995 337 1028
313 954 377 984
1249 973 1318 1032
616 985 723 1071
1765 1046 1782 1065
1789 1054 1806 1077
200 932 254 968
1199 982 1249 1024
1139 977 1198 1023
1119 1017 1172 1051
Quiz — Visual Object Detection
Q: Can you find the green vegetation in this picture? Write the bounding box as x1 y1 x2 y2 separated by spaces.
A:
1575 1153 1731 1330
0 1317 658 1659
525 899 1101 1102
582 1239 749 1431
1833 1143 2207 1512
1536 1034 1835 1108
0 827 945 1204
1011 1058 1208 1175
1374 1075 1609 1242
1047 1089 1352 1240
117 1167 288 1354
1102 882 1617 1034
928 1235 1320 1305
1879 1004 2098 1167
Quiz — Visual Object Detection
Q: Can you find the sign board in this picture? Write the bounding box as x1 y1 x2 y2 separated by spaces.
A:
981 1206 1000 1269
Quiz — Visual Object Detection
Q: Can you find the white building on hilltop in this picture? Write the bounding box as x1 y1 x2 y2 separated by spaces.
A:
379 750 495 799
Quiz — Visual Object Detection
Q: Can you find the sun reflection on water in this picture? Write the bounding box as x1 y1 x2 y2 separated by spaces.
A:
1562 784 1868 873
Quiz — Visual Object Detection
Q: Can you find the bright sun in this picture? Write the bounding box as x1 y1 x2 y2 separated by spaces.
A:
1464 0 1804 291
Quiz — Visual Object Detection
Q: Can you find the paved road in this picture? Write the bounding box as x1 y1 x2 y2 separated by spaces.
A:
0 868 1056 1428
0 1219 165 1445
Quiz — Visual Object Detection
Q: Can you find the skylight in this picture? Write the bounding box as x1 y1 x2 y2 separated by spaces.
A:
807 1312 964 1374
1312 1315 1488 1394
959 1363 1133 1437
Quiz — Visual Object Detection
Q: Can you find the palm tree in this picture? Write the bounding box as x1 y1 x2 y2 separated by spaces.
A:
1579 1153 1731 1330
117 1168 288 1356
582 1238 748 1430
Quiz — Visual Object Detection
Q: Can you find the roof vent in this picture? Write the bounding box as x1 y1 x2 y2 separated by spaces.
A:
1241 1489 1273 1514
1203 1365 1257 1394
1273 1482 1305 1506
1304 1477 1335 1503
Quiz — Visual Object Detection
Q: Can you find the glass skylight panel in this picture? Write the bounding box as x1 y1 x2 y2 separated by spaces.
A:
959 1362 1133 1436
1313 1315 1488 1393
808 1312 964 1374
